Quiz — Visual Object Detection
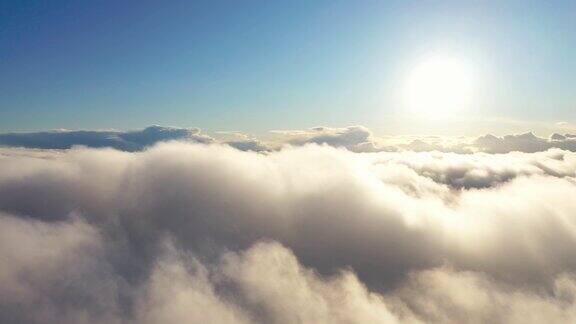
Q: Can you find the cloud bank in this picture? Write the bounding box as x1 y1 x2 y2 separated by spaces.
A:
0 125 214 151
1 140 576 323
3 125 576 154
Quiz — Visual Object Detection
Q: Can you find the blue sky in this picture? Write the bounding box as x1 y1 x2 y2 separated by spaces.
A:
1 0 575 135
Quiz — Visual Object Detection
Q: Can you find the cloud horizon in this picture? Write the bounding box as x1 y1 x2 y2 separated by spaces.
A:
1 124 576 154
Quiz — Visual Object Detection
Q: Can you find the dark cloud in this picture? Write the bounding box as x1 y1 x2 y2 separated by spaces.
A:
473 132 576 153
226 139 268 152
0 125 214 151
1 142 576 322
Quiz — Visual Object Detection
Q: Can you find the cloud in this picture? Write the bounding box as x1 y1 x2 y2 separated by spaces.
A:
134 242 253 324
556 121 576 132
274 126 576 153
0 142 576 322
371 148 576 189
473 132 576 153
0 213 120 323
2 125 576 154
0 125 214 151
277 126 387 152
391 267 576 323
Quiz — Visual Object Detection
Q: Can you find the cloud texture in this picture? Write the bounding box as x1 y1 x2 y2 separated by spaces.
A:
3 125 576 154
1 141 576 323
0 125 214 151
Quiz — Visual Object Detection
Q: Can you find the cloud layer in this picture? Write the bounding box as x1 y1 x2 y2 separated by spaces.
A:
1 141 576 323
0 125 214 151
2 125 576 154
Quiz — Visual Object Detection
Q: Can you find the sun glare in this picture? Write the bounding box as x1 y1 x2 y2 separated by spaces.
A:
403 56 476 118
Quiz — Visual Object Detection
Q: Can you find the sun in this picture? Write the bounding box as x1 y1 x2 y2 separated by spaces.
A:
403 55 476 118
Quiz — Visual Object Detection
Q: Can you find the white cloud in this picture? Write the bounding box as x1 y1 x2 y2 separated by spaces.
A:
0 142 576 322
278 125 385 152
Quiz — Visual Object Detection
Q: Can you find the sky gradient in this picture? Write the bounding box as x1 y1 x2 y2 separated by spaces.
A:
3 3 576 323
1 0 575 134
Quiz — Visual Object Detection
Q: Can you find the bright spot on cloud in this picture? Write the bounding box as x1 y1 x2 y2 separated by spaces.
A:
403 55 477 118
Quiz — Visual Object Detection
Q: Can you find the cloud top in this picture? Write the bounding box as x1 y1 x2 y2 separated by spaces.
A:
3 125 576 154
0 139 576 322
0 125 214 151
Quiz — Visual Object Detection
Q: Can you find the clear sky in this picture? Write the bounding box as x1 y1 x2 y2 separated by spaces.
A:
1 0 575 135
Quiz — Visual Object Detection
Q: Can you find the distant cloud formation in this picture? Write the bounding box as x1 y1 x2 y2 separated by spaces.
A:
278 125 383 152
2 125 576 154
1 141 576 323
473 132 576 153
0 125 214 151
